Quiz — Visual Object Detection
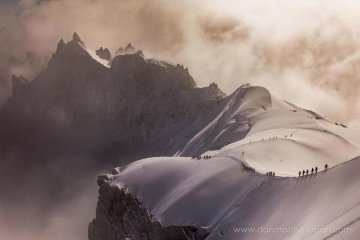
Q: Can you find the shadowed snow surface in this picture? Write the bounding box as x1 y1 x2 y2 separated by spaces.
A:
176 85 360 176
111 156 360 240
108 85 360 239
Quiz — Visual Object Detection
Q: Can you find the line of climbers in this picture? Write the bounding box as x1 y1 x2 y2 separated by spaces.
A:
192 155 212 160
251 133 295 144
298 164 328 177
266 171 275 177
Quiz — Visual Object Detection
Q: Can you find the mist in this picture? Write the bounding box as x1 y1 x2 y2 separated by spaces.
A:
1 0 360 239
1 0 360 126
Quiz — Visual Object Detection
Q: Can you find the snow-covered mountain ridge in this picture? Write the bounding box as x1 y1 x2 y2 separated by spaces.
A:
174 84 360 176
91 83 360 239
0 32 359 240
93 155 360 240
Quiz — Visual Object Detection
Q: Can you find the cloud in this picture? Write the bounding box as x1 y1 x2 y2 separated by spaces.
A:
198 15 250 45
1 0 360 123
2 1 360 239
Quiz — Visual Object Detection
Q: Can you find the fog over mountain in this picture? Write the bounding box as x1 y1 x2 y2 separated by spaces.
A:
1 1 360 240
0 32 225 240
1 0 360 127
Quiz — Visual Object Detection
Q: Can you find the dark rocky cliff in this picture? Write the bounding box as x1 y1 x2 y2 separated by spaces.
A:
89 175 209 240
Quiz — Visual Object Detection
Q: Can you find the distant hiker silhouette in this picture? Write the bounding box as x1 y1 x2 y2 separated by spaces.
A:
325 164 328 171
315 167 318 173
302 170 305 176
299 171 301 177
311 168 314 174
306 169 309 175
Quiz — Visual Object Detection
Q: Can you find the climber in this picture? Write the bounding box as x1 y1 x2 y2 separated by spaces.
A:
306 169 309 175
302 170 305 176
325 164 328 171
299 171 301 177
311 168 314 174
315 166 318 173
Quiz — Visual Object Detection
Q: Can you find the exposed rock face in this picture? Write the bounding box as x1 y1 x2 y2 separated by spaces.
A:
72 32 85 45
0 33 225 233
89 175 208 240
117 43 137 55
125 43 136 54
96 47 112 61
0 33 225 160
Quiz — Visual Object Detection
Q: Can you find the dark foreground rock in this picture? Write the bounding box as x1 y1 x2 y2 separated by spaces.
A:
89 175 209 240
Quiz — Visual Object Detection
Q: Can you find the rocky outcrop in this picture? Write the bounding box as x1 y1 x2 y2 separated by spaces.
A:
96 47 112 61
117 43 137 55
0 33 226 232
0 33 225 160
125 43 136 54
72 32 85 45
89 175 209 240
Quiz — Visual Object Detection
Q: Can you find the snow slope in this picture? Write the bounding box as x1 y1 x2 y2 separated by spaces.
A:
102 84 360 239
92 85 360 240
110 156 360 240
175 84 360 176
86 49 111 68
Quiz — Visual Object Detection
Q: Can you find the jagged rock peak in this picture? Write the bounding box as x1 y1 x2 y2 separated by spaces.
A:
56 39 65 52
116 47 124 55
209 82 218 88
117 43 137 55
125 43 135 52
49 32 91 66
89 181 209 240
71 32 85 46
95 47 112 61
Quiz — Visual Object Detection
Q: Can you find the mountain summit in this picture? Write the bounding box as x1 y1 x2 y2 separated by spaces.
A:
89 83 360 240
72 32 84 45
1 32 360 240
0 33 224 159
0 33 225 236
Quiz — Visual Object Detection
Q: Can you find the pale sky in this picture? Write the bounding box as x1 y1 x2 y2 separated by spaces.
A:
1 0 360 127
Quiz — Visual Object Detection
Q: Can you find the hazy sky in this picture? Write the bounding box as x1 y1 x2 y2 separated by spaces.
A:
1 0 360 127
1 2 360 239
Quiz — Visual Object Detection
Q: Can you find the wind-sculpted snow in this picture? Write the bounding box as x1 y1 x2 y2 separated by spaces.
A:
92 83 360 239
176 84 360 176
106 156 360 240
